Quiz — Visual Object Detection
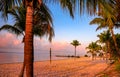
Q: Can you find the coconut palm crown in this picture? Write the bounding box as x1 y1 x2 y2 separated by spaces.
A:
0 3 54 42
71 40 81 57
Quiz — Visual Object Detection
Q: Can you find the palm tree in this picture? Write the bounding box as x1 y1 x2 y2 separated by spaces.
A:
87 50 96 60
89 6 120 57
0 0 77 76
71 40 81 57
97 30 111 58
79 0 120 60
110 0 120 25
78 0 114 16
49 47 52 63
0 3 54 77
109 33 120 59
86 42 101 60
97 30 112 60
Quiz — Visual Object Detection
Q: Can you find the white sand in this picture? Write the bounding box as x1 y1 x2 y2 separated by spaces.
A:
0 57 108 77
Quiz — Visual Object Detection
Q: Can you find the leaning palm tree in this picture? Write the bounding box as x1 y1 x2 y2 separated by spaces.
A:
0 3 54 77
71 40 81 57
89 7 120 57
80 0 120 57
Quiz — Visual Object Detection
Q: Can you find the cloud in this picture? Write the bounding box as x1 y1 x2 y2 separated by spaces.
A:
0 32 87 55
0 32 23 49
48 41 86 55
51 41 69 51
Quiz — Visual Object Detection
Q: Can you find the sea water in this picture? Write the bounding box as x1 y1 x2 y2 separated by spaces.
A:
0 51 70 64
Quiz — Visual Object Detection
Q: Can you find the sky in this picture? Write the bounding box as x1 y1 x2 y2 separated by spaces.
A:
0 3 120 56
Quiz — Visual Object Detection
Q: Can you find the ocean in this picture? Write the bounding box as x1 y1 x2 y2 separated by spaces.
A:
0 51 71 64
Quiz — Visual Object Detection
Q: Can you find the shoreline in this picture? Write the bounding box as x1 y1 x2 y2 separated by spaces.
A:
0 57 73 65
0 57 108 77
0 57 81 65
0 56 84 65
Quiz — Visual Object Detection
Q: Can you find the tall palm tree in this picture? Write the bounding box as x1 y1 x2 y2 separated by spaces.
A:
0 0 77 76
0 3 54 77
71 40 81 57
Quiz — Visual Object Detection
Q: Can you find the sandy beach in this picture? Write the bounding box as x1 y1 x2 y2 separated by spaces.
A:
0 57 108 77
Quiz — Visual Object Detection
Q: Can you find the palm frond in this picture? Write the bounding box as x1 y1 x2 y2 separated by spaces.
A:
71 40 81 46
42 3 53 26
34 3 53 25
90 18 103 25
0 24 24 36
59 0 76 18
0 1 54 42
0 0 22 20
96 24 108 31
115 22 120 28
33 3 54 42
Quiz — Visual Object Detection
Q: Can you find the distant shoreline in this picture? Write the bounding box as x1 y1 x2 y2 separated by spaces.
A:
56 55 80 58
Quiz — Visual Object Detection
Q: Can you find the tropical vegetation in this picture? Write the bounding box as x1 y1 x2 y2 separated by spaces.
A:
89 0 120 60
97 30 111 60
86 42 101 60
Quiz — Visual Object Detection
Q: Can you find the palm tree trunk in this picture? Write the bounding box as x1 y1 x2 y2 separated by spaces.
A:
110 29 120 55
50 48 52 63
24 1 34 77
75 46 76 57
92 54 94 60
107 41 111 59
19 60 25 77
19 36 25 77
106 42 109 62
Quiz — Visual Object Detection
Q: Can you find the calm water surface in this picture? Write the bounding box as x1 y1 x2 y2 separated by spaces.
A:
0 51 69 64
